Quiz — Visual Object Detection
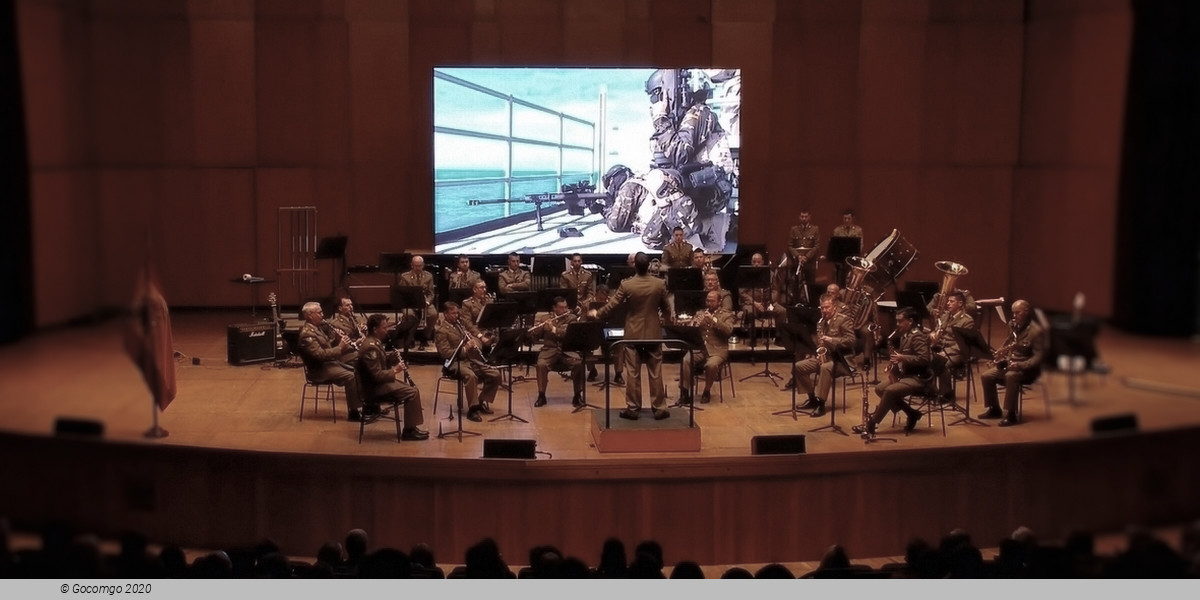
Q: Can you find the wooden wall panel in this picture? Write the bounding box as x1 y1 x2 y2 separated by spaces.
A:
191 18 257 166
31 171 100 325
5 428 1196 566
16 0 1132 323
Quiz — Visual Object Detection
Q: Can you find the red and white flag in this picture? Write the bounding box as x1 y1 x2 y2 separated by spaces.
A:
124 265 177 411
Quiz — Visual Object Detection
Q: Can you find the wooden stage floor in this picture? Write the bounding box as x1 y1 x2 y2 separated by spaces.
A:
4 309 1200 461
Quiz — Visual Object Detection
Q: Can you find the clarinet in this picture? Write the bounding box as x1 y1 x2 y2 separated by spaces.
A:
392 348 417 387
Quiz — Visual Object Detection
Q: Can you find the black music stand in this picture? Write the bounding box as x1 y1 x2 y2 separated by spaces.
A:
437 339 482 442
379 252 411 285
315 235 349 291
774 321 815 420
809 350 854 437
538 288 578 311
735 266 781 384
895 290 932 324
663 324 705 414
389 285 428 348
949 326 993 427
449 287 473 308
1045 315 1101 407
827 237 861 287
484 323 528 424
904 281 940 308
606 266 634 289
563 321 606 413
672 290 707 320
666 266 703 293
590 301 626 390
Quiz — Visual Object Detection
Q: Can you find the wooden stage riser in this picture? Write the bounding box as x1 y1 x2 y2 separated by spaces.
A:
3 427 1196 565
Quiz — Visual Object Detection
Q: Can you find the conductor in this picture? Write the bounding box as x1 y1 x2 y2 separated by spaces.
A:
589 252 673 420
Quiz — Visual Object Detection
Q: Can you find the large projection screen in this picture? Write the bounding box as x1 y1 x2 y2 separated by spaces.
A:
433 67 741 255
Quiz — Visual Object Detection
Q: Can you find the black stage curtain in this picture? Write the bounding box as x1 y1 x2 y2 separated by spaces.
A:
1114 0 1200 337
0 0 34 344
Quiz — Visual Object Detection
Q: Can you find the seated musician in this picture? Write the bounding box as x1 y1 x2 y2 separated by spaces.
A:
679 291 737 404
434 301 500 422
930 291 974 403
980 299 1045 427
854 307 928 436
702 272 733 312
533 296 585 408
789 294 856 418
740 252 773 329
327 296 367 347
692 248 713 278
828 283 879 370
662 226 693 268
357 314 427 440
398 255 437 350
297 301 365 421
448 254 481 291
461 280 492 326
497 252 531 296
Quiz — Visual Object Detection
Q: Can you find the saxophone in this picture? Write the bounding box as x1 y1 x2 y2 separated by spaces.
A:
990 320 1019 371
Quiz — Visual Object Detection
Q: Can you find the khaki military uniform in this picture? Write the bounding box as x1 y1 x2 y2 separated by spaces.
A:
298 321 362 414
560 267 595 305
534 311 584 397
661 241 694 268
982 320 1046 414
398 269 437 343
595 273 672 411
931 309 975 398
870 326 932 426
498 268 530 295
356 336 424 429
793 313 856 402
680 307 736 396
448 269 481 291
434 316 499 410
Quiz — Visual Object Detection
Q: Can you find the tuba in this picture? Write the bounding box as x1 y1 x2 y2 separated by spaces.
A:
931 261 968 317
843 256 877 330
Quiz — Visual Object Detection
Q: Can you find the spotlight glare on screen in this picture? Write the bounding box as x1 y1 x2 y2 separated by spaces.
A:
433 67 741 256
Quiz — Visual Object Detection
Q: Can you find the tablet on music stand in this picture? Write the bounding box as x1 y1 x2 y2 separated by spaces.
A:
538 288 578 311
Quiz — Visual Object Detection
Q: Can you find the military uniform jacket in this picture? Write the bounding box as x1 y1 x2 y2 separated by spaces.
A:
892 327 931 376
712 288 734 312
461 296 491 325
597 274 671 340
788 224 820 261
328 312 365 343
1004 321 1046 373
449 269 481 290
832 224 863 239
739 286 770 312
535 311 578 350
498 268 530 294
435 317 483 362
695 308 736 360
298 321 353 370
662 241 693 268
816 313 857 357
357 336 403 397
561 268 595 304
398 270 435 307
932 310 974 358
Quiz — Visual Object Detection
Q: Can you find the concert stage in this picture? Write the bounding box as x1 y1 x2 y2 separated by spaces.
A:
1 310 1199 567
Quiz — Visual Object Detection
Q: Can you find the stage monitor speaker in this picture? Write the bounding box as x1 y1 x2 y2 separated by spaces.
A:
227 323 275 365
751 434 806 455
483 439 537 459
1091 413 1138 435
54 417 104 437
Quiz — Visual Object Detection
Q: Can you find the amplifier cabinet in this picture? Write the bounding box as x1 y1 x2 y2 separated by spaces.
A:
227 322 275 365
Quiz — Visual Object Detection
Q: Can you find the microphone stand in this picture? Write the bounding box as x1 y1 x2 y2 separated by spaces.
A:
437 329 481 441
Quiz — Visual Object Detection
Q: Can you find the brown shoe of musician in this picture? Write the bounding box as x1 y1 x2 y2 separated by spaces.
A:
653 409 671 420
619 409 639 420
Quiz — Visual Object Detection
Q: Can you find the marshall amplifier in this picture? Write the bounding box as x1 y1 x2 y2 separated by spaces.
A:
227 323 275 365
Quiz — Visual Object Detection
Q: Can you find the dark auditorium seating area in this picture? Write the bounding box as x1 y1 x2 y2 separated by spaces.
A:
3 516 1197 579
